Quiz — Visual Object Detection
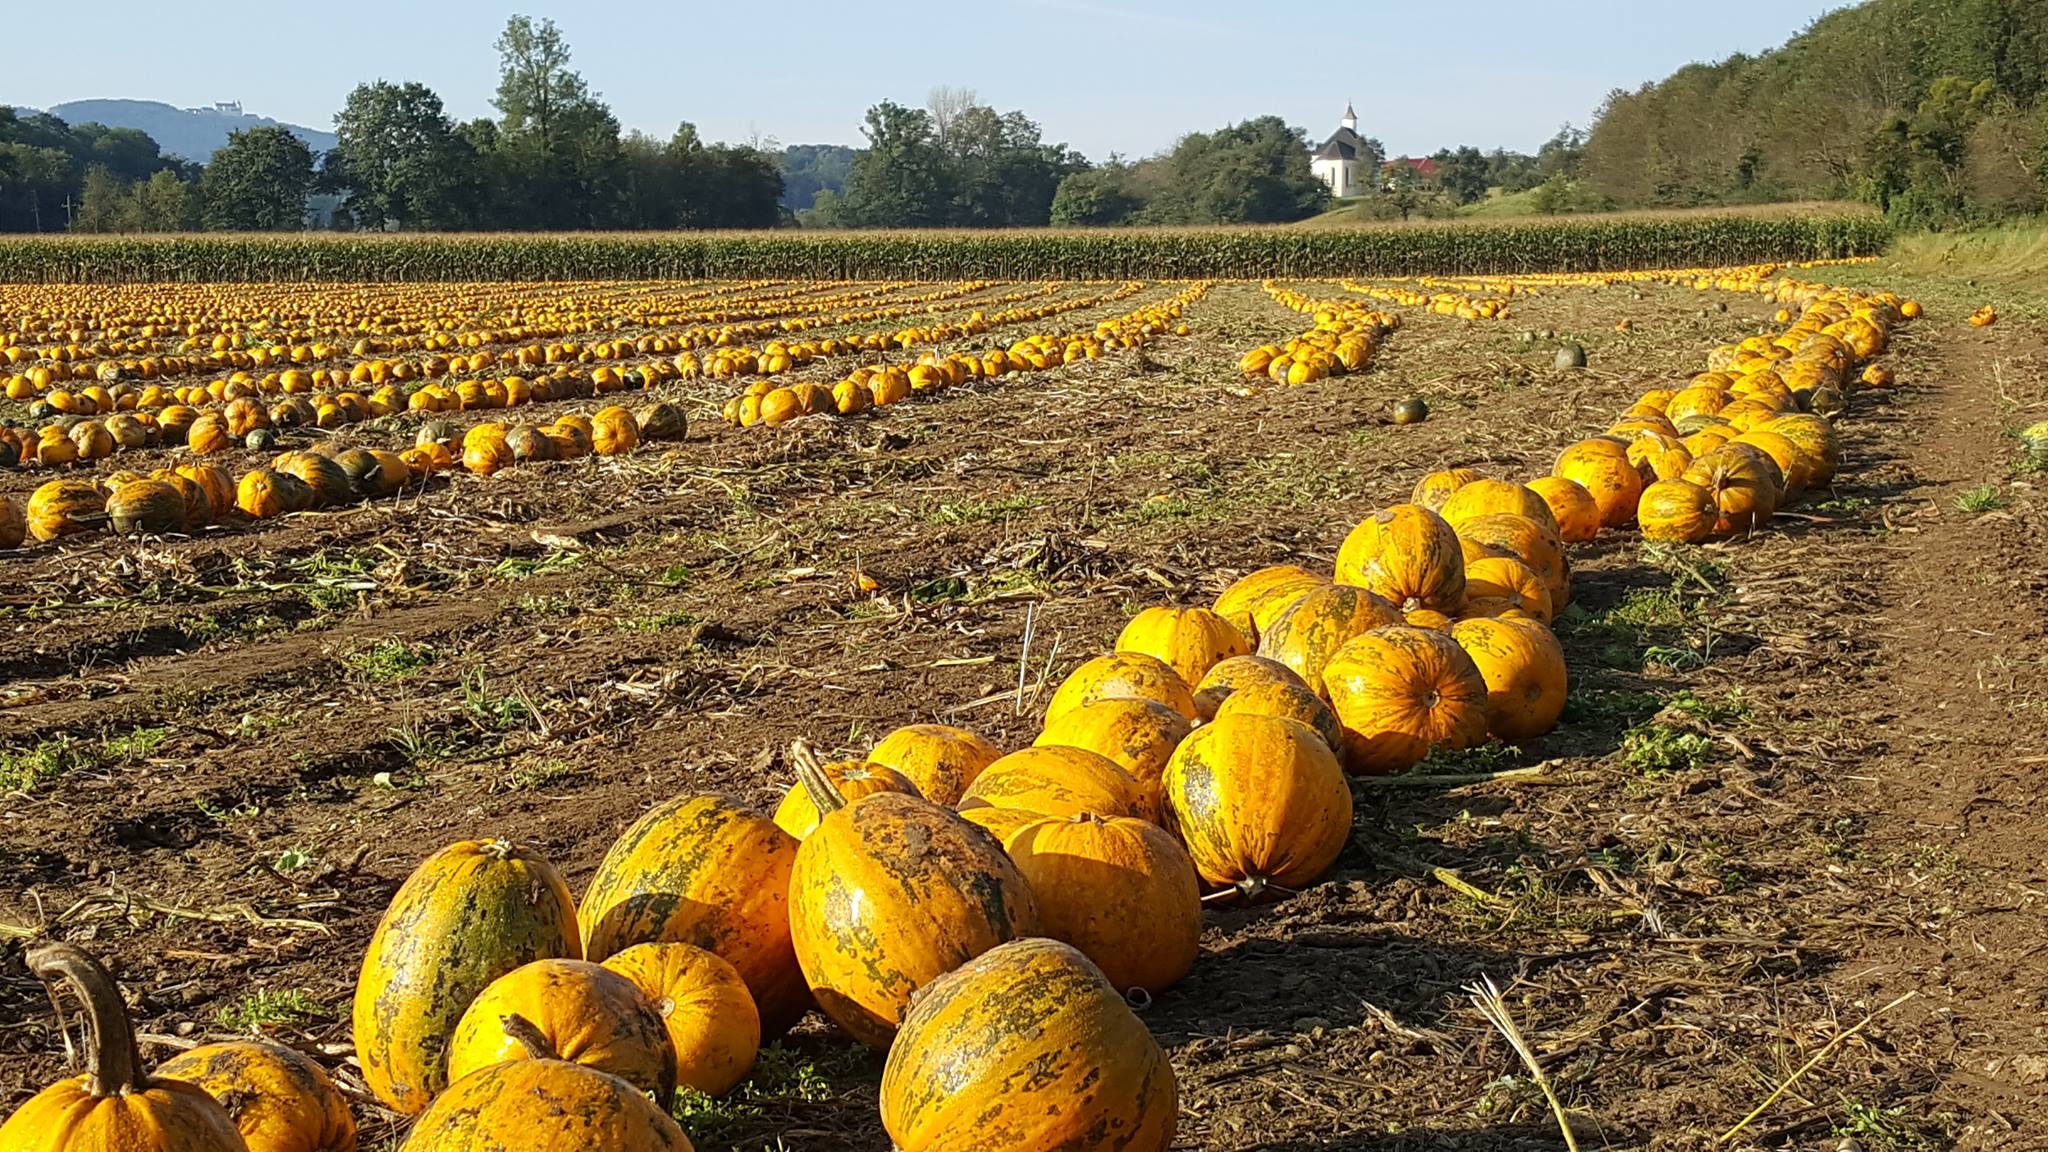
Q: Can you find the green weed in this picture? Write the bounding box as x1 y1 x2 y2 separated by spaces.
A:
342 639 437 681
462 668 535 730
1620 721 1715 776
669 1042 865 1146
618 611 697 632
1953 485 2003 513
0 727 170 793
216 988 325 1033
926 494 1041 524
492 551 584 580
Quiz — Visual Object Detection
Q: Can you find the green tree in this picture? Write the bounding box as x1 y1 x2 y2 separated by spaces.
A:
945 105 1080 226
1152 116 1329 224
133 169 198 230
1431 145 1491 204
201 126 314 230
71 166 137 233
492 14 622 227
1050 163 1142 225
841 102 952 227
331 81 475 229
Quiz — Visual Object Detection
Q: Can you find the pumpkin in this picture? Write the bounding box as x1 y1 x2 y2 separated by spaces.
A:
1731 430 1814 495
1524 476 1601 544
1625 433 1693 483
1334 504 1466 614
1461 555 1553 624
1405 607 1454 629
35 426 80 467
504 425 556 465
1113 605 1250 688
601 943 759 1098
188 413 234 455
0 496 24 550
1438 479 1560 536
1209 676 1346 756
957 805 1047 847
959 745 1147 822
447 958 675 1107
224 397 271 437
1043 652 1196 724
863 723 1000 807
69 420 115 460
880 938 1175 1152
772 754 922 840
396 1015 690 1152
351 839 580 1115
104 412 150 450
1 943 248 1152
105 479 189 535
1256 582 1403 696
578 794 808 1039
273 453 353 508
1322 626 1490 775
1005 813 1199 995
1409 467 1480 512
1450 616 1567 742
149 470 215 527
1191 654 1307 721
788 759 1040 1048
1211 564 1326 644
462 436 513 476
636 402 688 441
1757 413 1840 486
176 464 236 519
1455 513 1570 610
1638 479 1718 543
592 407 641 455
236 470 307 519
1032 697 1191 814
154 1042 356 1152
1554 438 1644 528
27 480 106 542
1161 712 1352 899
1683 447 1781 538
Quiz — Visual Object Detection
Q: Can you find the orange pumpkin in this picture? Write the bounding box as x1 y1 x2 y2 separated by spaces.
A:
1334 504 1466 614
1322 626 1490 775
592 406 641 455
1211 564 1326 645
187 412 234 455
863 724 1000 807
1757 413 1840 486
1461 555 1553 624
1409 467 1480 512
1006 814 1202 994
959 745 1147 822
602 943 760 1098
1191 654 1307 721
956 805 1046 848
578 795 808 1039
1043 652 1196 724
1256 582 1403 696
1209 675 1346 756
0 496 24 550
1554 438 1644 528
1033 697 1191 816
26 479 106 542
1451 616 1567 741
1733 429 1815 495
1455 513 1570 611
155 1041 356 1152
176 464 236 519
1114 605 1250 688
446 958 676 1107
1683 447 1781 538
1625 433 1693 484
788 763 1040 1048
1524 476 1601 544
1 943 247 1152
1438 478 1560 537
1161 712 1352 899
772 756 921 840
881 939 1176 1152
1638 479 1718 543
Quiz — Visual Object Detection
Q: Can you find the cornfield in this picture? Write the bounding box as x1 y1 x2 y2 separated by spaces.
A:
0 212 1890 283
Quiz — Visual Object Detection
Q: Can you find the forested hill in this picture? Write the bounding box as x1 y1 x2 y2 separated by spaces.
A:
1581 0 2048 224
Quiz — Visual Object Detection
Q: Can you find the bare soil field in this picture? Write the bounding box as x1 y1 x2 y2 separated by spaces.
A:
3 272 2045 1151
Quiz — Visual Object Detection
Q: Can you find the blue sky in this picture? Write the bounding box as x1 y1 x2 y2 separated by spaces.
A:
12 0 1849 158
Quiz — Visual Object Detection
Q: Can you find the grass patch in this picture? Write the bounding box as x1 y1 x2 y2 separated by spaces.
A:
1953 484 2003 513
1619 721 1716 776
215 988 325 1033
1413 742 1524 775
462 668 536 731
509 759 580 791
925 493 1042 524
492 551 584 580
341 638 437 681
669 1042 865 1147
1833 1097 1941 1151
0 727 170 793
386 718 469 765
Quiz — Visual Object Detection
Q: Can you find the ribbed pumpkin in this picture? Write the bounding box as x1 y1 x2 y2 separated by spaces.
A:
1438 479 1560 537
1322 626 1490 775
1683 447 1781 538
1758 414 1840 485
636 402 688 441
1409 467 1480 512
788 763 1040 1048
1113 605 1250 688
1 943 249 1152
187 413 234 455
463 436 512 476
959 745 1147 822
1461 555 1553 624
26 480 106 542
107 479 188 535
351 839 580 1115
1451 616 1568 742
154 1042 355 1152
1210 676 1346 757
881 938 1176 1152
1524 476 1600 544
1033 698 1190 815
1006 814 1200 994
1043 652 1196 724
149 470 215 528
592 407 641 455
0 496 24 550
1455 513 1570 611
1256 583 1403 696
577 794 808 1039
1211 564 1326 645
1625 433 1693 483
397 1016 691 1152
1191 654 1307 721
1732 429 1815 495
601 943 759 1098
1638 479 1719 542
274 453 353 508
1161 712 1352 899
35 426 80 467
1334 504 1466 614
447 959 675 1107
863 724 1000 807
504 425 556 465
772 757 921 840
1554 438 1644 528
224 396 270 437
236 469 308 519
957 805 1046 847
176 464 236 519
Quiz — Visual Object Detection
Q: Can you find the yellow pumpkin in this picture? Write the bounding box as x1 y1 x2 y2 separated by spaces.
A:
1461 555 1553 624
1554 438 1643 528
26 479 106 542
1409 467 1480 512
959 745 1147 822
602 943 759 1098
1322 626 1490 775
155 1042 356 1152
1209 675 1346 755
1190 654 1306 721
1032 697 1190 816
592 406 641 455
1256 582 1403 696
1756 413 1840 486
1006 814 1202 994
1683 447 1782 538
1161 712 1352 898
446 958 676 1107
1450 616 1567 742
863 724 1000 807
1334 504 1466 614
1524 476 1601 544
1638 479 1718 543
1438 478 1560 537
1455 513 1570 611
956 805 1047 848
1113 605 1250 688
1211 564 1327 644
1043 652 1196 724
772 757 921 840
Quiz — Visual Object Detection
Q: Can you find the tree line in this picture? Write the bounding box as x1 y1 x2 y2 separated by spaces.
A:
1578 0 2048 226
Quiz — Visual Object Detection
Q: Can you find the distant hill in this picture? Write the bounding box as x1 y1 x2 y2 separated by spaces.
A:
41 99 336 162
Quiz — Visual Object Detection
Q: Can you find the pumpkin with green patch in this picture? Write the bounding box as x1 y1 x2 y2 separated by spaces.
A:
1160 712 1352 901
155 1042 356 1152
446 958 676 1107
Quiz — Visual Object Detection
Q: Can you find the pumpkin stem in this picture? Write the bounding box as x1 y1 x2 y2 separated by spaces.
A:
26 941 146 1098
790 740 846 815
479 839 516 861
500 1014 560 1061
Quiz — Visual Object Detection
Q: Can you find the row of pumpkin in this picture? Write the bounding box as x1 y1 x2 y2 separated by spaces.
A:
2 273 1905 1152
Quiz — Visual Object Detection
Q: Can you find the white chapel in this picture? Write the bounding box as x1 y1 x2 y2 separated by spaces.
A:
1312 104 1370 198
